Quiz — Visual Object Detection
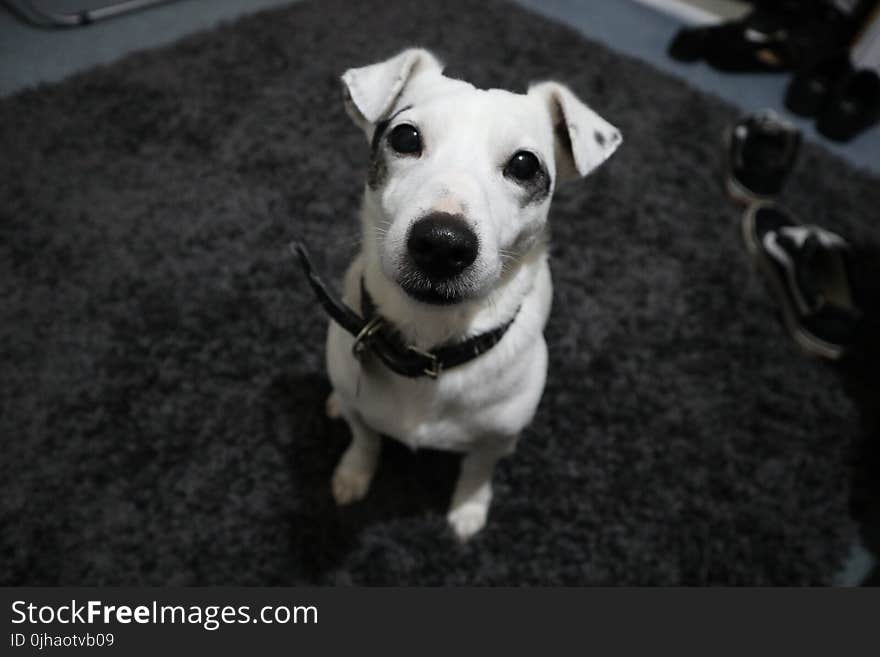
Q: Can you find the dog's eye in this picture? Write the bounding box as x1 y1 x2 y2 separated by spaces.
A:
388 124 422 155
504 151 541 181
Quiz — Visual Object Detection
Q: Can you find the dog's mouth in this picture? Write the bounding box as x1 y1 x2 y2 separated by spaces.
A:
398 277 469 306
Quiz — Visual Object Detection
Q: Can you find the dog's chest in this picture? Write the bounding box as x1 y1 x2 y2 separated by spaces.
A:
331 343 502 450
326 319 546 452
355 368 478 450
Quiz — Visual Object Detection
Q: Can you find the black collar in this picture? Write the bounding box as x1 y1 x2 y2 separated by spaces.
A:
292 241 517 379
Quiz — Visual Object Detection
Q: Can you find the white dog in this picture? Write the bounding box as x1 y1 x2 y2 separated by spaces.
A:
314 48 621 541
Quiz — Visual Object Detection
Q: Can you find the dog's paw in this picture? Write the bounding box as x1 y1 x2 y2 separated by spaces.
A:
331 465 371 506
325 392 341 419
447 502 488 542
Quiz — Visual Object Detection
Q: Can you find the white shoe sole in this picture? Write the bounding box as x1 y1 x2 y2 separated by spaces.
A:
722 126 778 207
742 203 845 361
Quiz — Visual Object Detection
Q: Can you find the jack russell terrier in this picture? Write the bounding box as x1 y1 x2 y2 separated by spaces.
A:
295 48 621 541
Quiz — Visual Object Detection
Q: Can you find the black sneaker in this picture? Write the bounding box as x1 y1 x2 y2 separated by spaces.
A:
703 3 855 73
724 110 801 205
668 21 741 63
785 52 853 118
817 69 880 143
742 203 861 360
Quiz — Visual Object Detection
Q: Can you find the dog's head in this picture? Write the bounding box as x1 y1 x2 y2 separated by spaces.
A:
343 48 621 305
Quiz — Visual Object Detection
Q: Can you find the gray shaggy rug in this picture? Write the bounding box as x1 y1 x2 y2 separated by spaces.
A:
2 0 878 585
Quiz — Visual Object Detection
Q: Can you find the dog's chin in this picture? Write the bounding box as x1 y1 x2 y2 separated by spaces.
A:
398 280 470 306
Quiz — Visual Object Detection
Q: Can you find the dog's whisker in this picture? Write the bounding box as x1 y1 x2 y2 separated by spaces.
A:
334 233 364 249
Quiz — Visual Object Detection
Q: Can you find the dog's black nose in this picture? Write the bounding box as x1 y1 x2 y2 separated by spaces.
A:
407 213 478 280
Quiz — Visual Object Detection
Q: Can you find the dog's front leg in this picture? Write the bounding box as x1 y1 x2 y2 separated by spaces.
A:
447 438 516 542
330 395 382 506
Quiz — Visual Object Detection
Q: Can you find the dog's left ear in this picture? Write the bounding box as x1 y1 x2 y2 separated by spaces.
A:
341 48 443 136
529 81 622 181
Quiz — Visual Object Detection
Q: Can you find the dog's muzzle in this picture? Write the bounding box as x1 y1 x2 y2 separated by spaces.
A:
401 212 478 304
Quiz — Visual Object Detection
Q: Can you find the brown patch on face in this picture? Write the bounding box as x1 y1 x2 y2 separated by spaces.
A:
367 119 390 190
431 195 466 215
367 150 388 189
517 167 551 207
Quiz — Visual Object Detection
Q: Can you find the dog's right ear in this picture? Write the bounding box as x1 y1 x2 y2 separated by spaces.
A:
341 48 443 137
529 82 622 182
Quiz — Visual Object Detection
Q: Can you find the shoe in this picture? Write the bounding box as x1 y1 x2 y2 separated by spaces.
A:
742 203 861 360
817 69 880 142
724 110 801 205
668 25 709 62
668 22 739 62
703 4 854 73
785 52 853 117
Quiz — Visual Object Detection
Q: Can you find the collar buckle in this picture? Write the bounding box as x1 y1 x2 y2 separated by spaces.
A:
351 316 384 359
406 345 441 379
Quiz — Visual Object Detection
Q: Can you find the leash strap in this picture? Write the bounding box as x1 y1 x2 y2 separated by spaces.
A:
291 241 516 379
291 241 364 336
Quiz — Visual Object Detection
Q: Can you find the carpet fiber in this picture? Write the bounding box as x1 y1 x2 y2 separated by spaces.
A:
2 0 878 585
